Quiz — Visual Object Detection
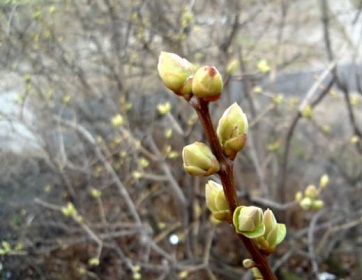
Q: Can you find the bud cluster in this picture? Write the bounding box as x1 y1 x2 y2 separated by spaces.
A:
61 202 83 223
233 206 286 253
295 174 329 210
255 209 287 253
158 52 223 101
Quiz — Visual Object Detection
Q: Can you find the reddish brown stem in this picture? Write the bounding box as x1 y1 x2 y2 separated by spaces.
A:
189 96 277 280
189 97 239 210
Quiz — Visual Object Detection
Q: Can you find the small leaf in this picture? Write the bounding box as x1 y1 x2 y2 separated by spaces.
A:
226 59 239 75
241 223 265 239
257 59 270 73
157 102 171 115
1 241 11 252
88 258 100 266
212 210 230 221
111 114 124 127
275 223 286 245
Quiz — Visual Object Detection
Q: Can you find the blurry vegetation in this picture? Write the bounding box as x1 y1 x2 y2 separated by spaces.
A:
0 0 361 279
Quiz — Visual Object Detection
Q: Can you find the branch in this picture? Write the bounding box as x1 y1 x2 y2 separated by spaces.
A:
337 79 362 154
54 116 142 225
189 97 277 280
279 63 336 203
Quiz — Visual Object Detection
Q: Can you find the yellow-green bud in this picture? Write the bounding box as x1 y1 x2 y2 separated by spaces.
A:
295 191 303 202
157 102 171 115
182 142 220 176
233 206 265 238
111 114 124 127
257 59 271 74
300 197 312 210
157 52 195 95
192 66 223 101
61 202 77 217
226 59 239 75
257 209 286 253
242 259 256 269
252 267 263 279
253 86 263 94
88 258 100 266
302 104 313 118
304 184 318 199
217 103 248 159
351 135 360 143
205 180 230 220
312 199 324 210
319 174 329 189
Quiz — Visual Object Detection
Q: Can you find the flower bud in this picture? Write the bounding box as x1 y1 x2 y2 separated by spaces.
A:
254 209 287 253
302 104 313 118
233 206 265 238
205 180 230 220
319 174 329 189
252 268 263 279
111 114 124 127
257 59 271 73
217 103 248 159
182 142 220 176
226 59 239 75
295 191 303 202
312 199 324 210
351 135 360 143
242 259 256 269
157 52 195 95
192 66 223 101
304 184 318 199
300 197 312 210
61 202 77 217
157 102 171 115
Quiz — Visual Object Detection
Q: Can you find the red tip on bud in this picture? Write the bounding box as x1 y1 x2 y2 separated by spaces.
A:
207 66 217 77
192 65 223 102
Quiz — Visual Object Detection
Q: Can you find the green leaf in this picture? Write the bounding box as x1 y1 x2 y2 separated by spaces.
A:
1 241 11 251
276 223 287 245
242 223 265 239
257 59 270 73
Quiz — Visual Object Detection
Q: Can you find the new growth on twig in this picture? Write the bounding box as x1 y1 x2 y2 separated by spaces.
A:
158 51 287 280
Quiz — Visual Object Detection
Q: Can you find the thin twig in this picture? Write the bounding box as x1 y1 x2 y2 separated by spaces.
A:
147 135 192 258
54 116 142 225
338 79 362 154
34 197 103 260
147 135 187 207
308 209 328 278
279 63 335 203
166 112 184 135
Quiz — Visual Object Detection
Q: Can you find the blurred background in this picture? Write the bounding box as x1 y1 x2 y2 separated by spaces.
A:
0 0 362 279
